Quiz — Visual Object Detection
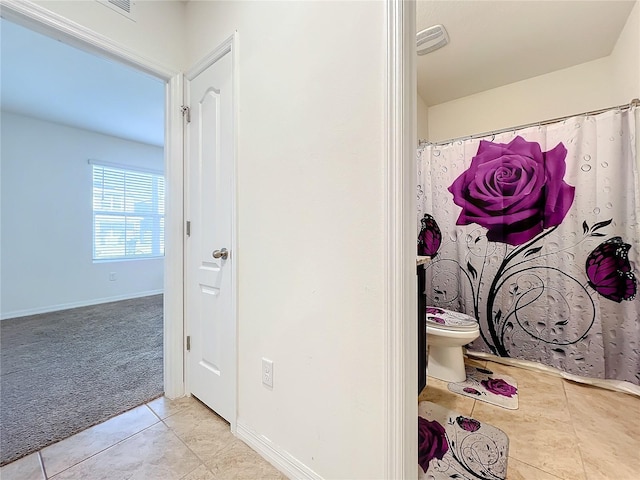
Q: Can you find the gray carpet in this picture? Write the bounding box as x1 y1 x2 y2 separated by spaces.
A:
0 295 163 466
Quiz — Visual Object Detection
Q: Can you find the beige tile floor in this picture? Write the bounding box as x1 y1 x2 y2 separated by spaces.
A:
0 396 287 480
2 360 638 480
419 358 640 480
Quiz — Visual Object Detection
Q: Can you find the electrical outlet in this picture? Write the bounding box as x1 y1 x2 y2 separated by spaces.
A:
262 358 273 388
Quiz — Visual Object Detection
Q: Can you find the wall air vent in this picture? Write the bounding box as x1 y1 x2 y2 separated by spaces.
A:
97 0 136 21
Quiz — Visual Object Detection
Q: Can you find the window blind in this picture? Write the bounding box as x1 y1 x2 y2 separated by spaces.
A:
92 163 165 261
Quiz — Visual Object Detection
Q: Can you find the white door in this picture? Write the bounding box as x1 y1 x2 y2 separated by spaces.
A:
185 47 235 423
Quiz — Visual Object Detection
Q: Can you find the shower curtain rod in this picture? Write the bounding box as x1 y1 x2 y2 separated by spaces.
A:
420 98 640 147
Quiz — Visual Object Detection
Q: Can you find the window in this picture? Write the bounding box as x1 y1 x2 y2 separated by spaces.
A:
92 162 164 261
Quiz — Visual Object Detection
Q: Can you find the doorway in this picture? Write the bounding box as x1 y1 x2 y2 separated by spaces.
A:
0 7 182 464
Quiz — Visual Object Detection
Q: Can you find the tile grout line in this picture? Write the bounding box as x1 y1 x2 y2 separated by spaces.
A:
561 379 589 480
37 451 48 480
507 454 565 480
158 405 225 476
43 418 163 478
477 360 565 480
146 402 166 422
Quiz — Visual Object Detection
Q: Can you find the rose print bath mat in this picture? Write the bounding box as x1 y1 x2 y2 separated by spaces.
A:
418 401 509 480
447 366 519 410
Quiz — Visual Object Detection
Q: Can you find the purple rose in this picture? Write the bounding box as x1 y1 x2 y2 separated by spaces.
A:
448 136 575 246
429 316 446 324
456 416 481 432
586 237 637 302
426 307 445 315
418 214 442 256
418 417 449 473
463 387 481 396
481 378 518 397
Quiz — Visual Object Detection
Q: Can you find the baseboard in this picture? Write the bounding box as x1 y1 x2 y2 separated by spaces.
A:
0 290 164 320
235 421 323 480
466 350 640 397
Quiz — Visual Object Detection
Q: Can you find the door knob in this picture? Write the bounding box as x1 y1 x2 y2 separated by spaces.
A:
212 248 229 260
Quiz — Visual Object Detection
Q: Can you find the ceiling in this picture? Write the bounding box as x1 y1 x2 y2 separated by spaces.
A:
0 18 165 147
417 0 637 106
1 2 635 139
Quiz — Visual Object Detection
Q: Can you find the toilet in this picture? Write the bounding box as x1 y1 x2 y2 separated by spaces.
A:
426 307 480 383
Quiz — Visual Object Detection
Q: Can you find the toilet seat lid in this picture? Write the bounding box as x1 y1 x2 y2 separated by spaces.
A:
426 307 478 331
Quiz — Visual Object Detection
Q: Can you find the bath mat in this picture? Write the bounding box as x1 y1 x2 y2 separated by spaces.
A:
418 401 509 480
447 366 518 410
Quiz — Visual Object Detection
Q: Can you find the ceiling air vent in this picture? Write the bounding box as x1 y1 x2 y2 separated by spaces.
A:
97 0 136 21
417 24 449 55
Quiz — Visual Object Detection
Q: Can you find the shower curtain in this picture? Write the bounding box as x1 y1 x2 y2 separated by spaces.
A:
417 106 640 386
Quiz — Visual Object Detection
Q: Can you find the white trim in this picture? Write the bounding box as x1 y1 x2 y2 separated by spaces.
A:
0 0 174 79
0 0 184 398
185 33 235 80
183 33 239 426
0 290 163 321
88 159 164 175
385 1 417 479
163 73 185 399
236 422 323 480
230 30 240 433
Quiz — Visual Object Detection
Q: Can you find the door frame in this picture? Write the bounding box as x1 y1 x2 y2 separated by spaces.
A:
183 33 239 430
1 0 185 399
385 0 416 478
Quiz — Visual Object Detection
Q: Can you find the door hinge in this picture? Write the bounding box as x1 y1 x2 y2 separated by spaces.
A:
181 105 191 123
186 335 191 351
186 221 191 237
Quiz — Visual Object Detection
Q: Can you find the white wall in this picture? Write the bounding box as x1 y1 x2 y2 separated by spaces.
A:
611 1 640 102
427 57 617 142
0 112 164 319
30 0 187 72
186 2 387 478
417 93 429 141
427 1 640 142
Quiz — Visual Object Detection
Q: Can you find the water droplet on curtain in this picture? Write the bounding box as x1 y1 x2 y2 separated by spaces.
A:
575 123 581 129
603 186 611 193
606 202 613 209
433 150 441 157
581 164 591 172
609 136 615 141
441 166 448 173
593 207 601 214
601 161 609 168
583 154 591 161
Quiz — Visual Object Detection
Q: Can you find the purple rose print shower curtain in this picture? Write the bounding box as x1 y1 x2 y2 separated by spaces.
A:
417 107 640 386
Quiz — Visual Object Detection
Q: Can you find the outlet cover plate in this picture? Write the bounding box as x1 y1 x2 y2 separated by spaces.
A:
262 358 273 388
